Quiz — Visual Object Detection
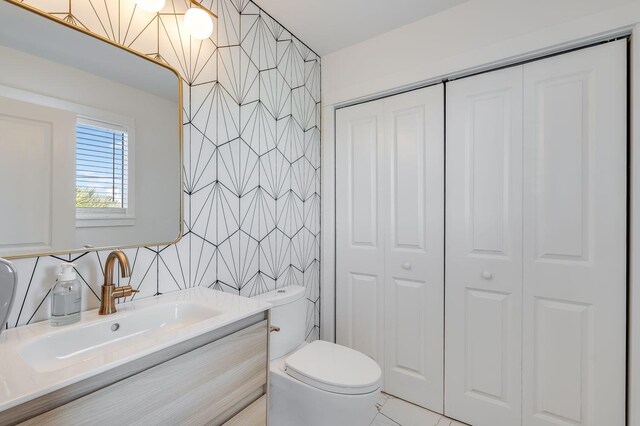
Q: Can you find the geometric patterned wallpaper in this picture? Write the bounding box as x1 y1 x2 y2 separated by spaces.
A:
5 0 321 341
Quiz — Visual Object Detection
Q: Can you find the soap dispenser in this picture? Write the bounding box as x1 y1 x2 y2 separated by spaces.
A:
51 263 82 326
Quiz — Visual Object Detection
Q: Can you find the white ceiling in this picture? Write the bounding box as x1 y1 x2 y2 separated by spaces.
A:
253 0 469 56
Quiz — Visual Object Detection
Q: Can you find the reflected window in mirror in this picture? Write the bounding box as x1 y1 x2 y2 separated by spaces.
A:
75 117 134 228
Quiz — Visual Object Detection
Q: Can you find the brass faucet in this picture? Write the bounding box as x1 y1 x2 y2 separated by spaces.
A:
98 250 138 315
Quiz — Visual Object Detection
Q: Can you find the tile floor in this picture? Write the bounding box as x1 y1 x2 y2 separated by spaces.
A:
372 393 470 426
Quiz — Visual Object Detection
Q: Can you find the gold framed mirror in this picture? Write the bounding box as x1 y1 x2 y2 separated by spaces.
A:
0 0 183 259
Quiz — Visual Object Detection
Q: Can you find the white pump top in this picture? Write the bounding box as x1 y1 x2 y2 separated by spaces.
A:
58 263 77 282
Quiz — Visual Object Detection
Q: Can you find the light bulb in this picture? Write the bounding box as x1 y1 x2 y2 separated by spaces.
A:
184 7 213 40
135 0 165 13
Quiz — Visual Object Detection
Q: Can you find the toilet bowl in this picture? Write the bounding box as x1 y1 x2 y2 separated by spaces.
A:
253 286 382 426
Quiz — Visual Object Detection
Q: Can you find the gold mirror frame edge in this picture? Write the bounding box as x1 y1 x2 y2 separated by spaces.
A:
189 0 218 20
2 0 185 260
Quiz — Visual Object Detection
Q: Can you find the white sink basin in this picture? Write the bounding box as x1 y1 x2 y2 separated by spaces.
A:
18 302 221 373
0 287 271 413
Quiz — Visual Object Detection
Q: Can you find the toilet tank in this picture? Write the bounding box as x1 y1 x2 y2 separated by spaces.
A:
252 285 306 360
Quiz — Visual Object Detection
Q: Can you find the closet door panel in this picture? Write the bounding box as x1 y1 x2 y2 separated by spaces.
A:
522 40 627 426
445 67 523 426
336 101 385 364
384 85 444 412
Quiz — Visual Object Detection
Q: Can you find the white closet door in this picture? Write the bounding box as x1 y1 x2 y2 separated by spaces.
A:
522 41 627 426
0 97 76 256
336 86 445 410
383 85 444 411
336 100 386 365
445 66 524 426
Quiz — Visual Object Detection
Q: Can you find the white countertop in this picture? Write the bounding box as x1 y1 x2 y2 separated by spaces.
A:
0 287 270 413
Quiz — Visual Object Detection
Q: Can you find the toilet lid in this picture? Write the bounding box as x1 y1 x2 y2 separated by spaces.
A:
285 341 382 395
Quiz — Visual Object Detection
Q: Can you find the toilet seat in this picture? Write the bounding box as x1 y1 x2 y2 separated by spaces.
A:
284 340 382 395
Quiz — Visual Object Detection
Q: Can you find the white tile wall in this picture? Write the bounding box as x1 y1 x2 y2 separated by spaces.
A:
5 0 321 341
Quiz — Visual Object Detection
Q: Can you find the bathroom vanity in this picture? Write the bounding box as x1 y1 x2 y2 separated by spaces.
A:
0 288 271 425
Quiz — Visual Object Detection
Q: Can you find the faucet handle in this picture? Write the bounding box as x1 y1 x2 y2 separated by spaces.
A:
112 285 138 299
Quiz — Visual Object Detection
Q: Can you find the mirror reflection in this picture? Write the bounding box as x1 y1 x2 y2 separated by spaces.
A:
0 1 182 258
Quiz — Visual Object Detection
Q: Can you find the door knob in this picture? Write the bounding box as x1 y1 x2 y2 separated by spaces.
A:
402 262 412 270
481 271 493 280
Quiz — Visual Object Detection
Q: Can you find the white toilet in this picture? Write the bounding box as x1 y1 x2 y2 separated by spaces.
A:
253 285 382 426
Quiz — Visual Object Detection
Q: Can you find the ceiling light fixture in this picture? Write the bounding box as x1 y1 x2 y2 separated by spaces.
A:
135 0 166 13
184 1 217 40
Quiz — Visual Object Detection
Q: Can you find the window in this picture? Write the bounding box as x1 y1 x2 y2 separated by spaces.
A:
76 117 134 226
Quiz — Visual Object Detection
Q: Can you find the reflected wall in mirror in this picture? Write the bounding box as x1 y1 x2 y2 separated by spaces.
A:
0 0 182 258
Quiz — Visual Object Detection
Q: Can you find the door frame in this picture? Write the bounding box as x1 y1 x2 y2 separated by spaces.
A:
324 27 640 424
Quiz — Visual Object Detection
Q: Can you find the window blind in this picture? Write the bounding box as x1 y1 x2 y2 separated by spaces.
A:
76 118 128 212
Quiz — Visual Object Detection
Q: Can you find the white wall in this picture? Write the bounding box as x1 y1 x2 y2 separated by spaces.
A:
322 0 640 106
320 1 640 423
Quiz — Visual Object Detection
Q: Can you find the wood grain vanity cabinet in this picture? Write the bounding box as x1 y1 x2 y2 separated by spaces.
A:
2 313 269 426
